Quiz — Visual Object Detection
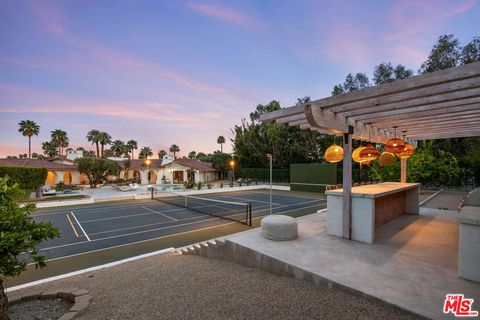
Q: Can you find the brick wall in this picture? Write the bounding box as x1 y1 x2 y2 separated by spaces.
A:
375 191 406 228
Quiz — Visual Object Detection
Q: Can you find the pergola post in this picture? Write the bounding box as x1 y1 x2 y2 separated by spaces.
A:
400 158 407 183
343 127 353 239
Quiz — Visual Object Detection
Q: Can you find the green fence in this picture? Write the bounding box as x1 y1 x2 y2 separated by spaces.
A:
290 163 337 192
235 168 290 183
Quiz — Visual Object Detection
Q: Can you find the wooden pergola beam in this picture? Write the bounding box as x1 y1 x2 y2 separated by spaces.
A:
380 119 480 132
372 109 480 127
409 131 480 140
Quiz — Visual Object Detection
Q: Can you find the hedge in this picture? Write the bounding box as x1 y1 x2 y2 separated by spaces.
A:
235 168 290 183
0 166 48 189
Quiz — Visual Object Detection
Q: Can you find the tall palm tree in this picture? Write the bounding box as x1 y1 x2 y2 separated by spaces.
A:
217 136 226 153
18 120 40 158
126 140 138 159
42 141 57 157
98 131 112 157
188 151 196 159
50 129 69 156
111 140 126 157
86 129 102 157
169 144 180 159
139 146 153 159
158 149 167 160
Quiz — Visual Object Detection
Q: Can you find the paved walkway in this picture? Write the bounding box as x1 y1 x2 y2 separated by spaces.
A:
10 253 419 320
219 209 480 319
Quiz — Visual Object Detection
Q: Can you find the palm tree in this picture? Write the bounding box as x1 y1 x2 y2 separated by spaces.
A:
98 131 112 157
138 146 153 159
50 129 69 156
31 152 39 159
169 144 180 159
42 141 57 157
126 140 138 159
86 129 102 157
111 140 126 157
188 151 197 159
217 136 226 153
18 120 40 158
158 149 167 160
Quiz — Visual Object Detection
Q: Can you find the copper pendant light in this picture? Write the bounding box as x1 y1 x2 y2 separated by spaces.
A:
378 151 395 166
385 126 406 155
325 135 344 163
397 131 415 158
352 143 368 163
359 125 380 161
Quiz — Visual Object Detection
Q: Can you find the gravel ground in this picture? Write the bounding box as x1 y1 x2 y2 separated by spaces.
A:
11 254 420 320
9 298 72 320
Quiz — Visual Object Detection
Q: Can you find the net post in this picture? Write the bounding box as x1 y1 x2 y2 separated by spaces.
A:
248 202 252 226
151 187 154 199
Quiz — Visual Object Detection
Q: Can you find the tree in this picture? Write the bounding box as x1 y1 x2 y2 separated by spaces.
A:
18 120 40 159
373 63 414 85
83 150 96 158
332 73 370 95
41 141 57 157
74 157 120 188
138 146 153 159
158 150 167 160
18 154 27 159
31 152 39 159
86 130 102 157
461 36 480 65
98 132 112 157
0 177 60 319
249 100 281 124
110 140 126 157
169 144 180 159
196 152 207 160
50 129 69 156
188 151 197 159
126 140 138 159
331 84 345 96
217 136 226 153
419 34 460 73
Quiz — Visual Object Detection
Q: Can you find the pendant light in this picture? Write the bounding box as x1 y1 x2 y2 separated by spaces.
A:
397 131 415 159
378 151 395 166
359 126 381 161
385 126 406 155
325 135 344 163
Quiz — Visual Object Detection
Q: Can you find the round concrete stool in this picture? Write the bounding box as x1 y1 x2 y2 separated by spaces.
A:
261 215 298 241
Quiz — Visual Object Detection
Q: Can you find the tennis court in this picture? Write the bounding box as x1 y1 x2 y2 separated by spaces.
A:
33 190 326 261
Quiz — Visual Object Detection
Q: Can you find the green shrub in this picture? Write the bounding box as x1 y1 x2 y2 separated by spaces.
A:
55 181 64 191
196 181 203 190
220 182 224 188
207 183 212 189
0 166 47 189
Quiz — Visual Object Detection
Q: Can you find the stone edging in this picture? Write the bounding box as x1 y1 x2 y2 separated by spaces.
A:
7 287 91 320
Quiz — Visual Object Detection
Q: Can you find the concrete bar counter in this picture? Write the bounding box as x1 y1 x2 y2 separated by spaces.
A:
326 182 420 243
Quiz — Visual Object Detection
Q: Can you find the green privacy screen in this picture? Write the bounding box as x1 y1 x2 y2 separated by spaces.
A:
290 163 337 192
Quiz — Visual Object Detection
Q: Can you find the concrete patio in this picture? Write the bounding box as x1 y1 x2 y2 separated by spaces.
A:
213 209 480 319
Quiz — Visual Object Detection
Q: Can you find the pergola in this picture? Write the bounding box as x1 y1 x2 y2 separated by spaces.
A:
260 61 480 239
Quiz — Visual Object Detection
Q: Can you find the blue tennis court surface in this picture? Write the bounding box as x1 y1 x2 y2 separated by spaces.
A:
33 190 326 260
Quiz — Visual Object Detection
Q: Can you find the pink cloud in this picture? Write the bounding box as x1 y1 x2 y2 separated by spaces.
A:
28 0 67 38
187 3 261 30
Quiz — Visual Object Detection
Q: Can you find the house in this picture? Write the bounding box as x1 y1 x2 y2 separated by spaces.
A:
0 157 218 187
160 158 217 184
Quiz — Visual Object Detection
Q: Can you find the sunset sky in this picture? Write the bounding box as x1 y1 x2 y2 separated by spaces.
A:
1 0 479 158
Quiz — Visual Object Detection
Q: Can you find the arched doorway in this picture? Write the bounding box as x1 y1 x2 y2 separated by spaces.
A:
45 171 56 186
63 172 72 185
148 170 157 184
133 170 141 183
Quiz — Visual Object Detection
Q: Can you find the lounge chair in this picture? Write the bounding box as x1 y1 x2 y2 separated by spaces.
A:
41 186 57 196
63 185 72 194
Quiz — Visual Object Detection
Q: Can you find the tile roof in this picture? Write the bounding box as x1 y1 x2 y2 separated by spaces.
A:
116 159 163 170
163 158 216 172
0 158 77 171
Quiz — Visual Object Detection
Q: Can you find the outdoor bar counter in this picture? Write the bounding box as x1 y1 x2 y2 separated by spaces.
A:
325 182 420 243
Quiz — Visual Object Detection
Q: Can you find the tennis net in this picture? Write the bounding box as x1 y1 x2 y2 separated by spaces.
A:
152 191 252 226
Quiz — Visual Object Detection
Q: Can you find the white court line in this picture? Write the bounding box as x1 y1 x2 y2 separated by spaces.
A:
141 206 178 221
39 202 326 253
70 211 91 242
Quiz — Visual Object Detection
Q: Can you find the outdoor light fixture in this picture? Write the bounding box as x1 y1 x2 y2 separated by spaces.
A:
396 131 415 159
352 145 368 163
325 135 344 163
359 143 381 161
378 151 395 166
145 159 151 165
359 126 380 161
385 126 406 155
